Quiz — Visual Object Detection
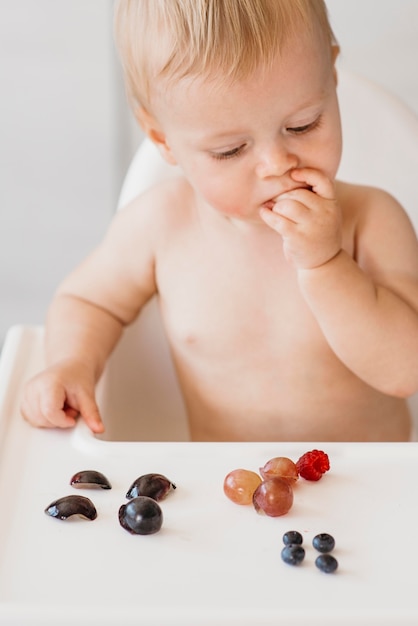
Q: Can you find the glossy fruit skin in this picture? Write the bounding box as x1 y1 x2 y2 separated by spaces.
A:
283 530 303 546
315 554 338 573
252 477 293 517
44 495 97 521
260 457 299 483
281 544 305 566
296 450 330 481
312 533 335 553
126 473 176 501
119 496 163 535
70 470 112 490
223 469 262 505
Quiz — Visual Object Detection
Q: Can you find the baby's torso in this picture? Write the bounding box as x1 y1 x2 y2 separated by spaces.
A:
151 180 411 441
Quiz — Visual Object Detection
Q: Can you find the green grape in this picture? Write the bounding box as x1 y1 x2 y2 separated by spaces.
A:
252 478 293 516
260 456 299 483
223 469 262 505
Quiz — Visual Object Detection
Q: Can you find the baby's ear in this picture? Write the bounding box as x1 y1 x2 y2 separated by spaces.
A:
136 107 177 165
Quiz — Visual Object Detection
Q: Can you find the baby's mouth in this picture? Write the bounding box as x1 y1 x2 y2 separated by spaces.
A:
262 185 313 210
262 199 277 211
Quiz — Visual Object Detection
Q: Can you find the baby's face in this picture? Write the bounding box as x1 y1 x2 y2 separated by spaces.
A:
152 31 342 224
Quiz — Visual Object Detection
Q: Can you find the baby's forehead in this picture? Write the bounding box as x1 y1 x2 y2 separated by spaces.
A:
151 29 332 112
115 0 336 114
162 20 328 81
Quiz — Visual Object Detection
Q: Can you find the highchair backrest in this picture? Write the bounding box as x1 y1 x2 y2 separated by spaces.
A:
98 69 418 441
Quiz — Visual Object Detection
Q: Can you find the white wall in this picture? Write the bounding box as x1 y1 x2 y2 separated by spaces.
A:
0 0 134 344
327 0 418 116
0 0 417 345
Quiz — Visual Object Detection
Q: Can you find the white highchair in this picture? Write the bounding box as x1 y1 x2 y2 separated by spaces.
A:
1 68 418 441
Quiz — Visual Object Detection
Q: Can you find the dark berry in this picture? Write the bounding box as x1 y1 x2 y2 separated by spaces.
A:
281 544 305 566
315 554 338 573
126 473 175 501
118 496 163 535
312 533 335 553
282 530 303 546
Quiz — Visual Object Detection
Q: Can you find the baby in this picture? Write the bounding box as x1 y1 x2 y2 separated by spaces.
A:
21 0 418 441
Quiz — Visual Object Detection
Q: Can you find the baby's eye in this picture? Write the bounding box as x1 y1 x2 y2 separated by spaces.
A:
287 116 322 135
212 144 246 160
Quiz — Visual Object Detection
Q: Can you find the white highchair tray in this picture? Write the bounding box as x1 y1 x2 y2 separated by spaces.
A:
0 326 418 625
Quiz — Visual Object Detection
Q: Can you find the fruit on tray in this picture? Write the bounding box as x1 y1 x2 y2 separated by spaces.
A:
119 496 163 535
281 530 338 572
126 473 176 501
259 457 299 483
296 450 330 481
315 553 338 573
223 469 262 505
281 543 305 566
46 470 176 535
312 533 335 553
282 530 303 546
44 495 97 521
252 477 294 517
223 449 330 519
70 470 112 490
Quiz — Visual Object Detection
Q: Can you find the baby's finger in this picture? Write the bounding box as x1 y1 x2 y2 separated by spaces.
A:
20 385 72 429
259 206 295 237
40 392 78 429
20 395 46 428
290 168 335 200
63 402 80 419
273 196 308 223
77 391 105 434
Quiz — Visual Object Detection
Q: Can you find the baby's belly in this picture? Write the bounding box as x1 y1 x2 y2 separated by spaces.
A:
173 353 411 442
161 279 412 442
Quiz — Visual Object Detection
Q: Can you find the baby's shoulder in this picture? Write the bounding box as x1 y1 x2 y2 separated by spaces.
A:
336 179 409 227
337 179 399 208
102 176 195 262
119 176 194 228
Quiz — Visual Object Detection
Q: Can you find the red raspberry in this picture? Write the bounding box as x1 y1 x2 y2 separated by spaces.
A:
296 450 330 481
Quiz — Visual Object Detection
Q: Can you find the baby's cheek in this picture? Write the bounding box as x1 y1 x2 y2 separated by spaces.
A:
198 183 242 216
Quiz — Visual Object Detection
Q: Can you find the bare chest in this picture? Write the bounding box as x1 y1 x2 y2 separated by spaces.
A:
156 226 324 363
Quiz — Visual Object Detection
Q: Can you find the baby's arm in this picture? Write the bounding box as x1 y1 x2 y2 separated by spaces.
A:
21 196 158 432
21 294 123 433
260 169 418 397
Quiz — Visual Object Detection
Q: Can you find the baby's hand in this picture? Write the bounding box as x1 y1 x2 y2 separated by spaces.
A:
259 168 342 269
20 359 104 434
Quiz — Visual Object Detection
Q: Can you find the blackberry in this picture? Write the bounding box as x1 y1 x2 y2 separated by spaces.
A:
312 533 335 553
281 544 305 566
282 530 303 546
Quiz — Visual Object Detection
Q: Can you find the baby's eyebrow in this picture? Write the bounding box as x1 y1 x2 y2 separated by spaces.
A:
198 129 246 143
192 132 248 151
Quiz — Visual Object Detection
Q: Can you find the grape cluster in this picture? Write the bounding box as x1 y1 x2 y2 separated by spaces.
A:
119 473 175 535
223 457 298 516
45 470 176 536
223 450 331 518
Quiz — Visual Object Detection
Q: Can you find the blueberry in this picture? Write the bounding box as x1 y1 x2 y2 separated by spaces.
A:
282 530 303 546
315 554 338 573
312 533 335 553
281 544 305 566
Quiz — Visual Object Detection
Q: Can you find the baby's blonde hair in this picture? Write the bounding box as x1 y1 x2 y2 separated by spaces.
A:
114 0 337 113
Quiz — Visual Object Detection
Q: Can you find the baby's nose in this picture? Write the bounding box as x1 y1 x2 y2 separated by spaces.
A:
255 143 298 179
